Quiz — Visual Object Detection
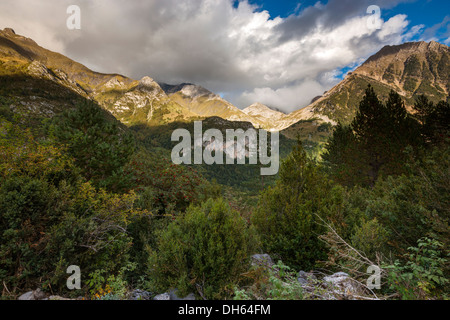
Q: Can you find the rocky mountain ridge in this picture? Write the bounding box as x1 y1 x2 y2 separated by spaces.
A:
306 41 450 124
1 28 449 130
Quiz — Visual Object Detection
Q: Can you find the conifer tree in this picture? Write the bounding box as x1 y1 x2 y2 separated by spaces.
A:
252 140 341 270
351 85 390 186
322 123 369 186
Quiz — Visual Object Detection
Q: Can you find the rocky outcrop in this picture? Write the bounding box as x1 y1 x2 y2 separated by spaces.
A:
129 289 153 300
251 254 275 268
18 289 46 300
17 289 81 300
296 271 370 300
153 289 195 301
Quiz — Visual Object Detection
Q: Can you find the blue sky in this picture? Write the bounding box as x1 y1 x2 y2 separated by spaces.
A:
0 0 448 112
233 0 450 89
242 0 450 43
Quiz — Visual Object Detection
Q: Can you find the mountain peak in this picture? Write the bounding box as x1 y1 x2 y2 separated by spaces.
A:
179 84 213 99
137 76 158 89
243 103 286 120
2 28 16 35
302 40 449 124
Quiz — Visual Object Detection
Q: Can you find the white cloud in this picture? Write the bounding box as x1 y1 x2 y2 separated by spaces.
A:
237 80 326 113
0 0 421 113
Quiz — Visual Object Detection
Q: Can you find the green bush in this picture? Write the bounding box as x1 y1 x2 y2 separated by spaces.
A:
252 141 344 270
384 238 449 299
366 144 450 254
350 217 389 261
127 151 220 216
49 100 135 192
0 118 140 295
234 261 305 300
149 198 259 300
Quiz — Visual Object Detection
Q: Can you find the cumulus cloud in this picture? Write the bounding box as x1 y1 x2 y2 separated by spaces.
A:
0 0 423 113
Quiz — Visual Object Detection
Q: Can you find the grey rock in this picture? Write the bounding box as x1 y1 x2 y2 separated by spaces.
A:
18 291 34 300
18 289 47 300
169 289 196 300
323 272 350 286
297 271 317 286
251 254 274 268
33 288 46 300
153 293 170 300
323 272 361 299
130 289 153 301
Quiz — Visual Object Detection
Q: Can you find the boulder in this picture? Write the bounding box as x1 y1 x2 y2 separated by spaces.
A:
18 288 47 300
251 254 274 268
130 289 153 300
153 293 170 300
18 291 34 301
297 271 317 286
322 272 362 299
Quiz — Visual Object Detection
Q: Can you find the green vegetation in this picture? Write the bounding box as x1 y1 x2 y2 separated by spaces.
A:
384 238 448 300
0 117 140 294
1 30 449 300
234 261 306 300
149 199 258 300
0 77 448 300
49 100 135 192
252 140 342 270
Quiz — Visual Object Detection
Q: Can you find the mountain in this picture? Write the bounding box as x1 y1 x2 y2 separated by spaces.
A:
0 28 199 125
159 82 254 123
243 102 285 120
241 103 293 131
301 41 450 124
1 28 449 135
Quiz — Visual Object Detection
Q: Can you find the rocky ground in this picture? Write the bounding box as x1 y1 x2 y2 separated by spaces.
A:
17 254 379 301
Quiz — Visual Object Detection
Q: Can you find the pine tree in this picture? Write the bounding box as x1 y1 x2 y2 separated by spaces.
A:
252 140 342 270
322 123 370 186
324 86 422 187
351 85 390 186
413 94 435 124
383 90 421 175
423 100 450 145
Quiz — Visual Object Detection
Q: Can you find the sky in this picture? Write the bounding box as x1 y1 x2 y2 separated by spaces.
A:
0 0 449 113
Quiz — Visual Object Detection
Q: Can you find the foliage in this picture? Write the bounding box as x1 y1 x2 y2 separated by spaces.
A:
413 95 450 146
234 261 305 300
323 86 421 187
252 140 345 270
350 218 390 262
127 151 220 216
49 100 135 192
0 118 141 295
87 262 136 300
384 238 448 300
366 143 450 253
149 198 259 300
322 123 370 186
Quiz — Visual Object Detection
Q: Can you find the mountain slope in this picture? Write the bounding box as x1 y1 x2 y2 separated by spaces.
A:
160 83 260 124
299 41 450 124
0 28 198 125
1 28 448 133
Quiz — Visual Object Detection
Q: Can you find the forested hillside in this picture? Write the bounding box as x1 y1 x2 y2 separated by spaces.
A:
1 83 448 300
